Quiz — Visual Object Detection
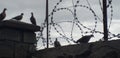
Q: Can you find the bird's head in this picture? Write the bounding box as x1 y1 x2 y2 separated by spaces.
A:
31 12 34 15
55 38 58 41
3 8 7 12
4 8 7 11
31 12 33 14
90 35 94 37
21 13 24 15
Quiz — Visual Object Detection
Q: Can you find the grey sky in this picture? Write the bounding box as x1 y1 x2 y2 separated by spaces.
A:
0 0 120 49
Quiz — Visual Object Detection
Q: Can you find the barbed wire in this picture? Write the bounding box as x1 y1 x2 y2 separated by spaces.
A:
52 22 72 44
99 0 103 11
107 0 112 8
108 0 113 29
49 23 54 45
37 0 117 48
71 0 77 42
50 7 75 42
74 4 98 35
41 1 99 46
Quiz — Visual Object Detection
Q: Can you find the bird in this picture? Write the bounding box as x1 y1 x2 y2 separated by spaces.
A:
76 35 94 44
54 38 61 47
12 13 24 20
0 8 7 21
30 12 37 25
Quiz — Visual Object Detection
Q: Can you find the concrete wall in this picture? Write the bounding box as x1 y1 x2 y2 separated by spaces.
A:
37 44 90 58
36 40 120 58
0 28 36 44
0 29 36 58
0 20 40 58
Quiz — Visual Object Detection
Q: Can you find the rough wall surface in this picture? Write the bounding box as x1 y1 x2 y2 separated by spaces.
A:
36 40 120 58
0 20 40 58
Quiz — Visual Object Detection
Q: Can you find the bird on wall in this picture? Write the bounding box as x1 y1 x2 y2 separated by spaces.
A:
30 12 37 25
0 8 7 21
12 13 24 20
76 35 94 44
54 38 61 47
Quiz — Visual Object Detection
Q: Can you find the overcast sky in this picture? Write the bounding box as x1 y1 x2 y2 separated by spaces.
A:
0 0 120 49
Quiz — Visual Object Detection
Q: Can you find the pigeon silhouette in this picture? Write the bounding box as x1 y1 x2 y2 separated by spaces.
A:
30 12 36 25
54 38 61 47
0 8 7 21
76 35 94 43
12 13 24 20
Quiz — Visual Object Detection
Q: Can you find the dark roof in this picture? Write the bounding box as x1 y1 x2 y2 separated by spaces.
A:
0 20 40 32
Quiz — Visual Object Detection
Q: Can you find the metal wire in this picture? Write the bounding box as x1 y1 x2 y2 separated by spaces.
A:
36 0 116 47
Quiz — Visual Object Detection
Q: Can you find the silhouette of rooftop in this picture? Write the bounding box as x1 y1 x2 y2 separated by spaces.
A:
35 39 120 58
0 20 40 32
